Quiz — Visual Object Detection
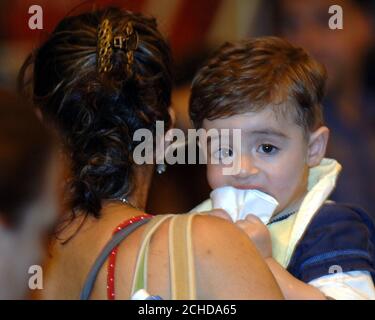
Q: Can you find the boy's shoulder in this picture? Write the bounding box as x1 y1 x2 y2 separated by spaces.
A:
302 202 375 253
310 202 375 232
288 202 375 282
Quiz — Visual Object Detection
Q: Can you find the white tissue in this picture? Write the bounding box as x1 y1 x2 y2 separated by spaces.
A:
210 186 279 224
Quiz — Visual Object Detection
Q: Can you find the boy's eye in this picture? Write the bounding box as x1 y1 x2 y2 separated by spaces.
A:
213 147 234 160
257 144 279 155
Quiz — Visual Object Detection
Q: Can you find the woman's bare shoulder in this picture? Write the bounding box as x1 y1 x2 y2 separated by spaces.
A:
146 212 283 299
191 213 283 299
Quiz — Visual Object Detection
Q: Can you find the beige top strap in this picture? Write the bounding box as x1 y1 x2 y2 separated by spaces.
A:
169 213 199 300
130 212 200 299
130 214 174 296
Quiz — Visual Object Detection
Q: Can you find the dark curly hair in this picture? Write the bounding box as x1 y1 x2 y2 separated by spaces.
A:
18 7 172 220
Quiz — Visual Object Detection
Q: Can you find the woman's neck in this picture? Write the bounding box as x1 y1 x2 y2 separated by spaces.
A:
56 164 155 244
127 164 155 211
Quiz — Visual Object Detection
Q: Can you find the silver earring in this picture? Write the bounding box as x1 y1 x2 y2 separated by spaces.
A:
156 163 167 174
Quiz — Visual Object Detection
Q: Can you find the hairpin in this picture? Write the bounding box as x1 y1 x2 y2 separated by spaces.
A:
97 19 139 74
97 19 113 73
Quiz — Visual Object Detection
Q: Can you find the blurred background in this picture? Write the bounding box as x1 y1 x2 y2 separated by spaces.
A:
1 0 374 218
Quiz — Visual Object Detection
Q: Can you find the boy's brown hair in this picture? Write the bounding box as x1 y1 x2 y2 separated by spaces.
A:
189 37 327 135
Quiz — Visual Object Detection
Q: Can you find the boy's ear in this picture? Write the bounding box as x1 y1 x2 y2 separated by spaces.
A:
307 126 329 167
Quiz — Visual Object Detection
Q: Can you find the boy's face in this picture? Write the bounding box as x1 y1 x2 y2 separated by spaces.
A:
203 107 327 214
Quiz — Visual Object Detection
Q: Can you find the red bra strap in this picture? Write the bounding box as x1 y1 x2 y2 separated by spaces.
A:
107 214 152 300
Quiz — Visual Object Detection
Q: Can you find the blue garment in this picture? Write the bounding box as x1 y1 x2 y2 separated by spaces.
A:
287 203 375 283
323 95 375 219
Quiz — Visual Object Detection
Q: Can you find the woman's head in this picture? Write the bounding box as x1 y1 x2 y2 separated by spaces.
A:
20 7 173 218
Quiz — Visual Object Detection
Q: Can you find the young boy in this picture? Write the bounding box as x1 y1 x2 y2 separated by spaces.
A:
189 37 375 299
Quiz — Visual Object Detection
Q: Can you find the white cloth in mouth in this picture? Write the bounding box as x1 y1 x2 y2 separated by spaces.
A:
210 186 279 224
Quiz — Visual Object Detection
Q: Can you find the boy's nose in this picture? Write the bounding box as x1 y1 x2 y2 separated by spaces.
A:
234 155 259 179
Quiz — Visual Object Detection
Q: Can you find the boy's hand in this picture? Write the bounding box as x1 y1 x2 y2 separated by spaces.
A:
206 210 272 258
236 214 272 259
